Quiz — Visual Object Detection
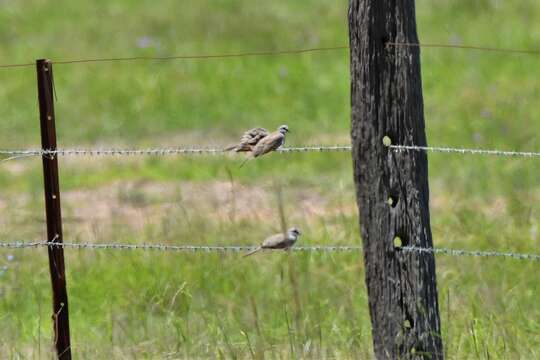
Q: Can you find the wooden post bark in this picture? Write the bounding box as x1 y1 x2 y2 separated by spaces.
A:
348 1 443 359
37 59 72 359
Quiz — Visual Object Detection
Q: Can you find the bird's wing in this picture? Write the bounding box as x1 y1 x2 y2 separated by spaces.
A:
261 233 288 249
242 128 269 144
251 132 285 157
233 127 269 152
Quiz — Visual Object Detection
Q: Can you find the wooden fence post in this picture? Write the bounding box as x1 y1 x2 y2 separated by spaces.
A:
348 1 443 359
36 59 72 359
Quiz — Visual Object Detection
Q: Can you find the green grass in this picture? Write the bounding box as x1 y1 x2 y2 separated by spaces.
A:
1 0 540 358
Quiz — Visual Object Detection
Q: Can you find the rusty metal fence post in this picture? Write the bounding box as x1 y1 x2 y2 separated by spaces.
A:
36 59 72 359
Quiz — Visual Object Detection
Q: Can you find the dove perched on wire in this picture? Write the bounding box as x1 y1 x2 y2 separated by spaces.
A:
239 125 289 167
243 227 301 257
224 127 270 152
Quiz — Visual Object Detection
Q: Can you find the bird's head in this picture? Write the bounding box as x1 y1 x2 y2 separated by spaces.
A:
288 227 301 238
278 125 289 134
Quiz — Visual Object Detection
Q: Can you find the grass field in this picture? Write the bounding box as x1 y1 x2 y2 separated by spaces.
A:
1 0 540 358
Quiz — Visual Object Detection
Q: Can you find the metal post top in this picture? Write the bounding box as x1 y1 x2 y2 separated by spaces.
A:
36 59 53 70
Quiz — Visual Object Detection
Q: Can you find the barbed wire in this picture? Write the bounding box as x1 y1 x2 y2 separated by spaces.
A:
1 241 539 261
3 144 540 161
386 42 540 55
402 246 540 261
0 241 360 252
388 144 540 158
0 145 352 160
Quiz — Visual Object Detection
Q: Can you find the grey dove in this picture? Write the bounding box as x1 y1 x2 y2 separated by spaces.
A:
243 227 301 257
224 127 269 152
240 125 289 167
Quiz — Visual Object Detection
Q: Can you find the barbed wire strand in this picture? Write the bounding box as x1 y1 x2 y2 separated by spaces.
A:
0 242 360 252
3 144 540 161
1 241 539 261
402 246 540 261
388 144 540 158
0 146 353 160
0 46 349 69
0 153 39 163
386 42 540 55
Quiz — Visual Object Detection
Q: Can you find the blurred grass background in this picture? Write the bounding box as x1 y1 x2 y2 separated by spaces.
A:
0 0 539 358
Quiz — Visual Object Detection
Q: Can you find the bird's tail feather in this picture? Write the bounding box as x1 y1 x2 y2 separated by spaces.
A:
224 145 237 152
243 247 262 257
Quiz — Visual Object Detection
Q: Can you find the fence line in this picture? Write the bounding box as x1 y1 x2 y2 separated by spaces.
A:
3 41 540 70
52 46 350 65
0 46 349 69
1 241 539 261
388 144 540 158
0 62 35 69
0 241 361 252
3 144 540 161
403 246 540 261
386 42 540 55
0 145 352 160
